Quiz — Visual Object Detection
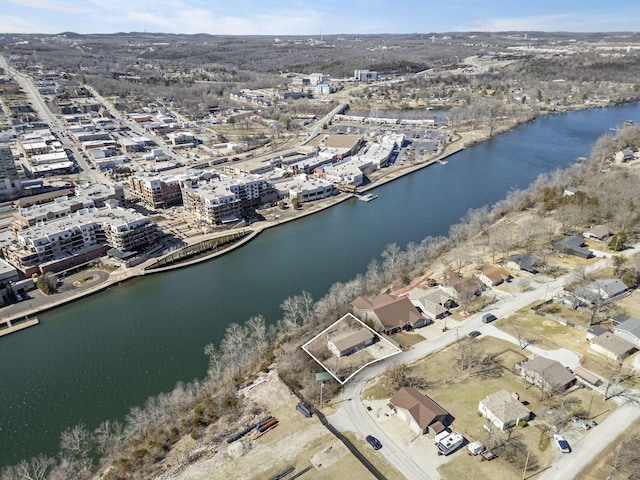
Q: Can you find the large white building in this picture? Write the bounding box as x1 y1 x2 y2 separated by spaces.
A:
354 69 378 82
0 205 156 275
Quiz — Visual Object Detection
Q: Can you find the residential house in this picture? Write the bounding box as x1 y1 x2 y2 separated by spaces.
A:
478 390 531 431
327 328 376 358
553 235 593 259
407 288 452 320
506 253 539 274
352 294 429 334
574 279 629 306
613 318 640 346
583 225 612 241
614 148 636 163
589 332 637 361
441 277 484 302
388 387 453 435
476 265 512 287
516 356 576 394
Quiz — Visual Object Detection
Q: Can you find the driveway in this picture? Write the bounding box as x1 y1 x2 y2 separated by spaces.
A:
328 243 640 480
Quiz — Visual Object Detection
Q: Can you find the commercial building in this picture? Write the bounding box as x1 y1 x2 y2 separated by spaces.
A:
354 69 378 82
0 144 22 200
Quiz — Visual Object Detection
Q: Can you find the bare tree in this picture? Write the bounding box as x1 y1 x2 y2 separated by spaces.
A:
59 424 94 473
0 455 55 480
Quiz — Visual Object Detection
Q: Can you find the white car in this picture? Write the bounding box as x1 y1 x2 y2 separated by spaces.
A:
554 434 571 453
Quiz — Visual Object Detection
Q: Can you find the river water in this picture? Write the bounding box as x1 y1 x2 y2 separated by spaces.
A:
1 103 638 466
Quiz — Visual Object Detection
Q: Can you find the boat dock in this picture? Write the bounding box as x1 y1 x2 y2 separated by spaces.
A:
0 316 39 337
357 193 378 202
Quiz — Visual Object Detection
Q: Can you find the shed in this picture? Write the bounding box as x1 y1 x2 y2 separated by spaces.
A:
468 440 484 456
573 367 602 387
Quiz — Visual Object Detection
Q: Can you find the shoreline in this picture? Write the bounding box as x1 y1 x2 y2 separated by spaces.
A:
0 107 602 327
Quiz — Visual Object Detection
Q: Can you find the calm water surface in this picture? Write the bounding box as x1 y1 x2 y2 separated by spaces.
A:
0 103 638 466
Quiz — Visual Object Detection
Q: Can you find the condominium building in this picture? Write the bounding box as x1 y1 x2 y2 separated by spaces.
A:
0 205 156 276
129 175 183 209
181 174 276 225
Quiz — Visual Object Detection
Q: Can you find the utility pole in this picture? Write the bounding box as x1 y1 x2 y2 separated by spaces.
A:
522 450 530 480
320 381 324 408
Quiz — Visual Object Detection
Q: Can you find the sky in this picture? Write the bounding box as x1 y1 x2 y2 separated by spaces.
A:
1 0 639 36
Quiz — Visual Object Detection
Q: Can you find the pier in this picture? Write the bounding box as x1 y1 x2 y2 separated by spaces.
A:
0 316 39 337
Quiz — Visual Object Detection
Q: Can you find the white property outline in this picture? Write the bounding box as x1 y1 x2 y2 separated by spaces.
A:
301 312 402 385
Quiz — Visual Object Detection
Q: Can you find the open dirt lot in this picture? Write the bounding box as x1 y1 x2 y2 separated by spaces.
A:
170 370 378 480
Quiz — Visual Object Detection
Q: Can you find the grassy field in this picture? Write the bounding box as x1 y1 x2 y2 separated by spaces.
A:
342 432 405 480
577 418 640 480
496 312 640 388
363 336 618 479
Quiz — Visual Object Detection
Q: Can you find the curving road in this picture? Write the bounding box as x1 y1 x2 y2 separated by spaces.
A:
328 244 640 480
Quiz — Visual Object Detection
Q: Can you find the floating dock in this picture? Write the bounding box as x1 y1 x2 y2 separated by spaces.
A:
0 316 39 337
358 193 378 202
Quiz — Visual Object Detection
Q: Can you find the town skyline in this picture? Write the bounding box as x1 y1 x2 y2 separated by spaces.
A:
1 0 640 36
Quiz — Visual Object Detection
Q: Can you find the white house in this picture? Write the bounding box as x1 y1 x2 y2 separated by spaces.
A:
478 390 531 431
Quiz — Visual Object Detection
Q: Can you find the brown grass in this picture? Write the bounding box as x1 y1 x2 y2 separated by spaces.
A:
577 418 640 480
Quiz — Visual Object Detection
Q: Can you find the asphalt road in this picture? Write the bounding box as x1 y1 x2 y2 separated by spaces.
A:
328 243 640 480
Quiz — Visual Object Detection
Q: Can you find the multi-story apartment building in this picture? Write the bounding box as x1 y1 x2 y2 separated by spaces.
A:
129 175 183 209
0 205 156 276
181 174 276 225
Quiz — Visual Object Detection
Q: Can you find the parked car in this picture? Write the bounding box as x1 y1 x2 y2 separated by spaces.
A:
554 434 571 453
571 416 591 430
482 313 497 323
366 435 382 450
468 330 481 338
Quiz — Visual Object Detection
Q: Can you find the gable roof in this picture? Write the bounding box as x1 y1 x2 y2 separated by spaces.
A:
480 265 511 283
448 276 483 296
614 318 640 340
506 253 538 273
389 387 450 430
576 279 628 304
407 288 449 318
590 332 636 358
352 293 397 310
520 356 575 389
328 328 375 353
553 235 592 258
583 225 611 240
374 296 425 330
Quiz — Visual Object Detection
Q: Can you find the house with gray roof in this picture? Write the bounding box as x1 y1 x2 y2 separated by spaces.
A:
407 288 450 320
478 390 531 431
614 318 640 346
553 235 593 259
574 279 629 306
589 332 637 361
583 225 612 241
506 253 539 274
327 328 376 357
516 356 576 395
